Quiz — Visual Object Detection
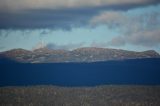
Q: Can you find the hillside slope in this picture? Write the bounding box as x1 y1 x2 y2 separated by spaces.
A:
0 47 159 63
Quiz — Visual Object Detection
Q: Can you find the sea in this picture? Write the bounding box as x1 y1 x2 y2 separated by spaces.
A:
0 58 160 87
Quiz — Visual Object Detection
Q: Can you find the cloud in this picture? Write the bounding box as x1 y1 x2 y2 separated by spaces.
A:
107 36 126 46
127 29 160 47
90 9 160 31
0 0 160 49
0 0 159 12
90 7 160 47
0 8 96 29
0 0 159 29
90 11 126 28
46 43 85 50
107 29 160 47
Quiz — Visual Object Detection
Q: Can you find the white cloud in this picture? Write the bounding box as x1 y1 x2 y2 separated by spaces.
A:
107 36 125 46
90 11 126 28
127 29 160 47
89 7 160 47
107 29 160 47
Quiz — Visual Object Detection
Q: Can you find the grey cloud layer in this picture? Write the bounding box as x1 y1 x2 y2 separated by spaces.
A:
0 8 95 29
0 0 159 29
0 0 160 48
0 0 159 11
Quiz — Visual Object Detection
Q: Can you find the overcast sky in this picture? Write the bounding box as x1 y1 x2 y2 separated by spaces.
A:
0 0 160 52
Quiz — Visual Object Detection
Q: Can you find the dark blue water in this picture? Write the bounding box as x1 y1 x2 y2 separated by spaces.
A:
0 58 160 87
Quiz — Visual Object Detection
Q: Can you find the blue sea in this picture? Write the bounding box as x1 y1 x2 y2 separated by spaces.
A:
0 58 160 87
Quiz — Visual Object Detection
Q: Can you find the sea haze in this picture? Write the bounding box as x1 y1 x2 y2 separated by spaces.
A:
0 58 160 87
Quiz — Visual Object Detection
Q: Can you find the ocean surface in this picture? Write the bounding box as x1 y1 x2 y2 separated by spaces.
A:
0 58 160 87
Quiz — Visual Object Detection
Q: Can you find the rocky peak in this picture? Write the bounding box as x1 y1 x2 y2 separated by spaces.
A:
141 50 160 57
2 48 31 57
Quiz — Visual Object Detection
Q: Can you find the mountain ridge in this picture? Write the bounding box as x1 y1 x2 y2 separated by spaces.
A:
0 47 159 63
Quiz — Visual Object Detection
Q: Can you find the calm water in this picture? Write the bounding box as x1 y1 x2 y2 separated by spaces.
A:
0 58 160 87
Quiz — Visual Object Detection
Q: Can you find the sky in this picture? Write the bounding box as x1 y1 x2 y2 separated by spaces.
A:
0 0 160 52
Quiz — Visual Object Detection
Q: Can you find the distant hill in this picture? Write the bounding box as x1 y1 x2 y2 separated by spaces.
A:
0 47 159 63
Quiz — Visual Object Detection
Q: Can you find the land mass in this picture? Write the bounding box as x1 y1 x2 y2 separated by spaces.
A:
0 85 160 106
0 47 159 63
